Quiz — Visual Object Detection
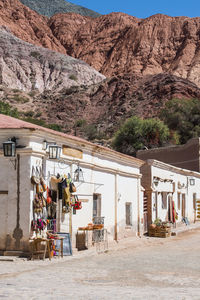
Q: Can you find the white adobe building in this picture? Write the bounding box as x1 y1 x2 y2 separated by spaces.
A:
0 115 144 254
141 159 200 230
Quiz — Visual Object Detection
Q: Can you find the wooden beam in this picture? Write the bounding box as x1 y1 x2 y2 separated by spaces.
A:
80 199 89 203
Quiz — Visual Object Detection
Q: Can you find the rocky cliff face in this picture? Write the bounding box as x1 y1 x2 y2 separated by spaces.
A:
19 0 100 18
49 12 200 88
2 1 200 88
1 0 200 142
0 28 105 92
41 73 200 135
0 0 66 53
3 73 199 138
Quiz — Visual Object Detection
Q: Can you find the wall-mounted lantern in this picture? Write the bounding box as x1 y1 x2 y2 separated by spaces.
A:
49 145 61 160
74 165 84 182
43 140 61 160
2 137 17 169
3 138 16 157
153 177 159 187
189 178 195 186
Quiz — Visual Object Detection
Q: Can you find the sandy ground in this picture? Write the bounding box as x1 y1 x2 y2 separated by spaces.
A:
0 229 200 300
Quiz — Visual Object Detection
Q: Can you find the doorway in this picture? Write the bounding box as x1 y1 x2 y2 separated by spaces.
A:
182 194 186 218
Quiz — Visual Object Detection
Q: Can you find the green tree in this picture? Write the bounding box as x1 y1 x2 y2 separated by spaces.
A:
112 116 171 156
160 98 200 144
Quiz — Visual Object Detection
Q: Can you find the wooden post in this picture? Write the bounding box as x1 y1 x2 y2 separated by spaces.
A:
114 173 118 241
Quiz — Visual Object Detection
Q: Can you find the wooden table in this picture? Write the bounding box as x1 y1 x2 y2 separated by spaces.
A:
29 238 51 260
30 236 64 260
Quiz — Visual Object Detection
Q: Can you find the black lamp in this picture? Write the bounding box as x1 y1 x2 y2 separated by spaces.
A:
74 165 84 182
153 177 159 187
48 145 61 159
43 140 61 159
189 178 195 186
3 138 16 157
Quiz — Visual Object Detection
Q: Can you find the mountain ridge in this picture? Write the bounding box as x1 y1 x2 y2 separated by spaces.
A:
19 0 100 18
0 0 200 144
49 12 200 88
2 73 200 139
0 27 105 92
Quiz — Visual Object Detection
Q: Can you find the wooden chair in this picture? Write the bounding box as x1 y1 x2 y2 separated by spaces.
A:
30 238 51 260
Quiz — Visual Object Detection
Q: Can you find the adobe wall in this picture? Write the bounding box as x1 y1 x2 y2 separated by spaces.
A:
137 138 200 172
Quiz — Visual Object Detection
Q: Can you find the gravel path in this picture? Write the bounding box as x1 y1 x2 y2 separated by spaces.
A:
0 229 200 300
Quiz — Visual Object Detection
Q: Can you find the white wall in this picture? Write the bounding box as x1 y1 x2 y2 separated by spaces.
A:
0 128 143 252
28 155 141 245
0 154 32 252
0 157 9 250
150 165 200 224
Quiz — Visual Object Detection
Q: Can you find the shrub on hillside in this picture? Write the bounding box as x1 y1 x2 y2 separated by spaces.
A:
112 116 172 156
160 98 200 144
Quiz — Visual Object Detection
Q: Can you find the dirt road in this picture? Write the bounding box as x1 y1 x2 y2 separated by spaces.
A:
0 229 200 300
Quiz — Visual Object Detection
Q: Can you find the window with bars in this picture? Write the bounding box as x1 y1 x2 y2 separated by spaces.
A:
93 194 101 218
125 202 132 226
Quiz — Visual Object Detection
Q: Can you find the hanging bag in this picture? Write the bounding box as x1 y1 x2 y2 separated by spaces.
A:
74 195 82 210
31 166 40 185
46 187 52 204
69 182 76 193
39 166 47 192
40 176 47 192
36 183 44 194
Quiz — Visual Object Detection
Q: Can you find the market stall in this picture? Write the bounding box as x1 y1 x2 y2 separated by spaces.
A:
30 169 80 258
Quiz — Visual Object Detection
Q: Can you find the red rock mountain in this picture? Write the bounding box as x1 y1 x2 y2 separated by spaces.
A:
1 0 200 88
49 12 200 88
0 0 65 53
5 73 197 137
1 0 200 141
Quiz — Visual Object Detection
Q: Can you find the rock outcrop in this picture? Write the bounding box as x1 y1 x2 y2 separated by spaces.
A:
42 73 200 135
0 0 200 142
49 12 200 87
0 28 105 92
20 0 100 18
2 1 200 88
3 73 198 137
0 0 66 53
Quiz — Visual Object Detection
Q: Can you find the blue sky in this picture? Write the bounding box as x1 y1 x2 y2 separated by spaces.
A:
72 0 200 18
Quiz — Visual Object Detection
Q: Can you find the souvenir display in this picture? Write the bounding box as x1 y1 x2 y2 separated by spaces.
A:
31 169 79 237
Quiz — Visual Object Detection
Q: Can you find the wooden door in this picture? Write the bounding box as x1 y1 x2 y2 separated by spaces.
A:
182 194 186 218
168 195 173 222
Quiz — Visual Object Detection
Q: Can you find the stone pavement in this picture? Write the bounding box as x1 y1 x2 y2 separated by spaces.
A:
0 228 200 299
0 224 200 299
171 220 200 235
